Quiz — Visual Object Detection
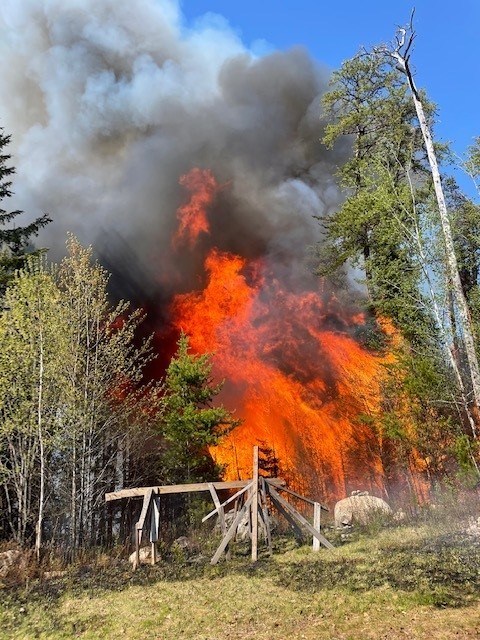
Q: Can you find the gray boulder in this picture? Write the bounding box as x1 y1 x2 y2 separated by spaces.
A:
334 492 392 529
129 546 158 569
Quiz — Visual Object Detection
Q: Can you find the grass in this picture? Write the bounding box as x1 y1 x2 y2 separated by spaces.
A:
1 520 480 639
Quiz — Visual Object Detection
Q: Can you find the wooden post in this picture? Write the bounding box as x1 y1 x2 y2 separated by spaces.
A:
268 485 334 549
150 494 160 565
251 445 259 562
208 483 230 559
260 477 272 555
135 488 153 570
313 502 321 552
211 494 254 565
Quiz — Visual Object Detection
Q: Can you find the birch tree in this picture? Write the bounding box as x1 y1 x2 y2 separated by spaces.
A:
56 235 162 550
376 15 480 420
0 260 69 552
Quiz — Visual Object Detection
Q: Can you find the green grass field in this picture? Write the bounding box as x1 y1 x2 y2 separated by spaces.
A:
1 521 480 639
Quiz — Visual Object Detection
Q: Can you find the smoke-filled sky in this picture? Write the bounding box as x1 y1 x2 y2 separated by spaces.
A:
0 0 477 292
182 1 479 164
0 0 347 293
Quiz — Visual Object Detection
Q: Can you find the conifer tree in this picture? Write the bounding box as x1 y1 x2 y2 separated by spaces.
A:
0 128 50 293
160 334 239 484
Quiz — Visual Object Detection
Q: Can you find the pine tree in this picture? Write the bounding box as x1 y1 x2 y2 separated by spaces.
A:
0 128 50 293
319 53 435 345
160 333 240 484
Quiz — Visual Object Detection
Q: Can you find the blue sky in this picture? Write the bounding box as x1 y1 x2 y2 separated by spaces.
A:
181 1 479 191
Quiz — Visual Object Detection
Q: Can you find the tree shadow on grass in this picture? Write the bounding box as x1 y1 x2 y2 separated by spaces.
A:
4 530 480 620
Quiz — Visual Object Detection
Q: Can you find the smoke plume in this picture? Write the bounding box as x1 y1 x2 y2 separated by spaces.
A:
0 0 345 296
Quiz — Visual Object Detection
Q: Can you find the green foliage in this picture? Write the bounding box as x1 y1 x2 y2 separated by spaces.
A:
0 129 50 294
319 54 436 345
0 259 70 542
377 348 463 492
466 136 480 183
0 238 162 549
159 333 240 484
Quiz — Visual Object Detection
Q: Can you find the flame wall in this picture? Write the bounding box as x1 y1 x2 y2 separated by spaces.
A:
169 170 391 502
0 1 393 501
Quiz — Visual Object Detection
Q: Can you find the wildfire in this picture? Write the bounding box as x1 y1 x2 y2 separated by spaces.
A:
173 168 219 248
168 168 392 501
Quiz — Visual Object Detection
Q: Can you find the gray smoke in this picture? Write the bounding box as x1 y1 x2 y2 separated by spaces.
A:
0 0 346 297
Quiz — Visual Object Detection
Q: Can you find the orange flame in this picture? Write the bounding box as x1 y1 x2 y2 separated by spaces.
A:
169 168 393 501
173 168 218 248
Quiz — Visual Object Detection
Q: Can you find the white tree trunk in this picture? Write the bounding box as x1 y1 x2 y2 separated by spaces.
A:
35 322 45 561
391 43 480 417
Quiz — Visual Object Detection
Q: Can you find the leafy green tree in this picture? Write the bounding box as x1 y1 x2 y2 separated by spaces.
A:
0 129 50 294
318 24 480 484
160 333 239 484
0 259 69 553
0 238 163 554
56 235 162 550
466 137 480 186
377 19 480 419
319 53 435 345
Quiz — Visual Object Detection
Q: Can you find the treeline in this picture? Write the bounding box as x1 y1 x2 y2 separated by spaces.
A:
0 240 236 558
317 20 480 498
0 130 237 557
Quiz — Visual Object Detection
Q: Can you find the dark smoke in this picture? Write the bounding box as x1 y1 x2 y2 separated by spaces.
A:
0 0 348 301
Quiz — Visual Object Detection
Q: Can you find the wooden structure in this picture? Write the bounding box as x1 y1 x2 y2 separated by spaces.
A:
105 446 333 566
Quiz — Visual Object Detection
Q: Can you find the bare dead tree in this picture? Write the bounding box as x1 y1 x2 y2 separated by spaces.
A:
373 12 480 430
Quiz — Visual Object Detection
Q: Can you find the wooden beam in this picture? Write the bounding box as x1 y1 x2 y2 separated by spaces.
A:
267 481 329 511
259 478 272 555
134 488 153 569
211 494 254 565
251 446 259 562
208 483 229 559
150 494 160 565
136 488 153 533
268 492 304 544
268 485 334 550
106 478 284 502
107 480 262 502
313 502 321 552
202 482 252 523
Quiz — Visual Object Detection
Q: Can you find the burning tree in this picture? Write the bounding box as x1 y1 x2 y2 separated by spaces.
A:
318 17 480 482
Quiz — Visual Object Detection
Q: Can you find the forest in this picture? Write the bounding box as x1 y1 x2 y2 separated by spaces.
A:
1 15 480 566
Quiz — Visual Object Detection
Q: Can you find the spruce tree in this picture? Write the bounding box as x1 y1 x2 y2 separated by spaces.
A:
160 334 240 484
0 128 50 293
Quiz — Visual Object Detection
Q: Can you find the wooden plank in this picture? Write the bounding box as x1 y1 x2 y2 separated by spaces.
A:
251 446 259 562
208 483 229 559
150 495 160 543
260 477 272 555
106 478 284 502
313 502 321 552
106 480 254 502
268 485 334 550
268 482 329 511
208 484 225 532
136 488 153 533
268 492 304 544
211 494 254 565
202 482 252 523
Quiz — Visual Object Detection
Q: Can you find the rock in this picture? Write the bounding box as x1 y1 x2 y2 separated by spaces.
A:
466 516 480 537
221 509 275 542
0 550 23 578
334 492 392 529
172 536 191 550
128 546 158 569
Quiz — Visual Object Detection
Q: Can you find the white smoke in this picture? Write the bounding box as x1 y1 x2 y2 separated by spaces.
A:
0 0 345 292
